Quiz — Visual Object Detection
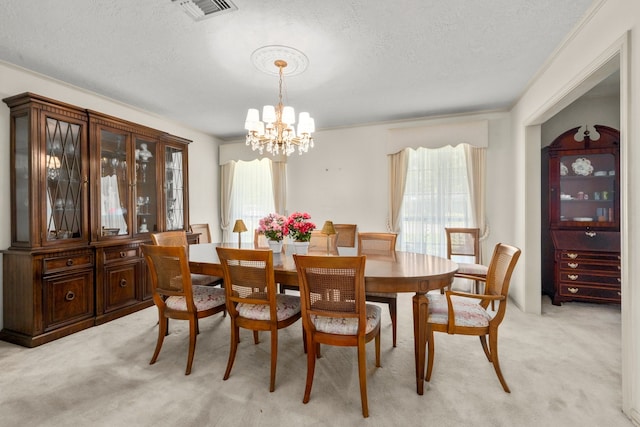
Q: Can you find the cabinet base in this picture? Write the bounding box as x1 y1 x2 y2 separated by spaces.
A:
0 318 95 348
95 300 154 325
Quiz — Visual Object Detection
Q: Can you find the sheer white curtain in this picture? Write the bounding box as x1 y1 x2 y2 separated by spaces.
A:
397 145 472 257
225 159 276 242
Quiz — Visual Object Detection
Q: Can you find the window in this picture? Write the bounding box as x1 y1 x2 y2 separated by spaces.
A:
398 145 472 257
228 159 275 242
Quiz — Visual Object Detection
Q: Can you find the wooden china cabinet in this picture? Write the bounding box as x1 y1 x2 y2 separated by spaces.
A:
1 93 192 346
541 125 621 305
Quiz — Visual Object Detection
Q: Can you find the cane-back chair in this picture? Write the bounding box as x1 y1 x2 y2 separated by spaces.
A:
426 243 521 392
293 254 381 418
357 232 399 347
445 227 488 293
216 247 302 392
141 244 226 375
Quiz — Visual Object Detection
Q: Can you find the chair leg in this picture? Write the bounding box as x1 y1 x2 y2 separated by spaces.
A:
389 299 397 348
303 332 316 404
150 314 167 365
223 323 240 381
375 329 381 367
253 330 260 344
357 339 369 418
185 316 198 375
488 330 510 393
269 329 278 392
425 327 435 382
479 335 491 361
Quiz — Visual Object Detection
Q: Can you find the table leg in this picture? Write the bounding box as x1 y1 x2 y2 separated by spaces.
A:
412 292 429 395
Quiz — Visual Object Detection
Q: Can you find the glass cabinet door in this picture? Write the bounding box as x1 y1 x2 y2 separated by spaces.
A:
558 153 616 225
44 115 86 243
164 145 185 231
98 128 130 237
134 137 158 234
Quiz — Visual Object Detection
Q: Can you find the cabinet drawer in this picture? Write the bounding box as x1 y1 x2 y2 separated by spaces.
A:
559 271 620 287
559 259 621 272
559 251 620 263
559 284 621 302
103 246 139 263
43 253 94 274
43 270 94 331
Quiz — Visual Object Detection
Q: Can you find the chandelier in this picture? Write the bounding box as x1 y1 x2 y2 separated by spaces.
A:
244 59 315 156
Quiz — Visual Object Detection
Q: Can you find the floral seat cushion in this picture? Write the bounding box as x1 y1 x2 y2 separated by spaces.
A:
310 304 382 335
427 293 491 327
237 294 301 321
166 285 226 312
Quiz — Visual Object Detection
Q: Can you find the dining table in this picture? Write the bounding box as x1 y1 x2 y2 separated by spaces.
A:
188 242 458 395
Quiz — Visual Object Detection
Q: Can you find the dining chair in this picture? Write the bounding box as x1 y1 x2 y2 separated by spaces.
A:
141 244 226 375
254 229 270 249
334 224 357 248
426 243 521 392
151 230 223 287
445 227 488 293
308 230 339 255
293 254 381 418
216 247 302 392
357 232 399 347
190 223 211 243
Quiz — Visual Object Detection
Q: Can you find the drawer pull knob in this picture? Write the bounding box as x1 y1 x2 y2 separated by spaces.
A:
618 265 621 270
567 253 578 259
585 231 597 238
567 287 579 294
618 291 622 296
568 262 579 269
65 291 76 301
66 259 74 266
568 274 578 281
120 251 127 258
618 278 621 283
119 279 128 288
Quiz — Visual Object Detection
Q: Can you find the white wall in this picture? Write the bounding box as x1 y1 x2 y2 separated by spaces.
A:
282 112 513 255
510 0 638 421
0 61 222 331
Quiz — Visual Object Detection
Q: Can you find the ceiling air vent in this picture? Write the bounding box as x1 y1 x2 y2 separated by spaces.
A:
172 0 238 21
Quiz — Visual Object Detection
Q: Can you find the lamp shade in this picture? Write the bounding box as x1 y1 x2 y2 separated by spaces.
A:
321 220 336 235
233 219 248 233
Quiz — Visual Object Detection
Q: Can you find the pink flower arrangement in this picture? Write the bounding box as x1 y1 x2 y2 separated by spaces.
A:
258 213 288 241
286 212 316 242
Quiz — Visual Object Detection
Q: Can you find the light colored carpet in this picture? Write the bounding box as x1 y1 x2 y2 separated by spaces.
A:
0 293 631 427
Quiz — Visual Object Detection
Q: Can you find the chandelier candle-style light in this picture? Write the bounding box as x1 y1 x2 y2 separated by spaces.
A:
245 60 315 156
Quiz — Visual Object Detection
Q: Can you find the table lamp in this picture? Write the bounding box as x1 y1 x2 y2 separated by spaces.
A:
321 220 337 255
233 219 248 248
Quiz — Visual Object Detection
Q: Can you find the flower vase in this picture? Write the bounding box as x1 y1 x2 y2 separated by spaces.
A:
293 241 310 255
268 239 283 253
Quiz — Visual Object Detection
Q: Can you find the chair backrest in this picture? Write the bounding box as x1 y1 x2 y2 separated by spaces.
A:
294 255 367 334
309 230 340 255
190 223 211 243
216 248 277 320
254 229 270 249
357 232 397 256
151 230 188 246
482 243 521 322
334 224 357 248
141 244 194 310
445 227 481 263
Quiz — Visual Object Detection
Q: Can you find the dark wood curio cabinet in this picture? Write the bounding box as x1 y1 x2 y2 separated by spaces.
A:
1 93 193 347
541 125 621 305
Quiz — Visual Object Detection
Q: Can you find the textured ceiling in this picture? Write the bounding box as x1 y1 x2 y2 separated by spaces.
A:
0 0 594 140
